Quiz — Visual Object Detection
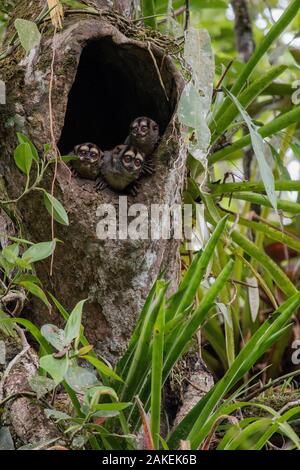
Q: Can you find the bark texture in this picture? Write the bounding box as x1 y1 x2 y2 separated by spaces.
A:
0 1 186 362
0 335 63 449
231 0 255 62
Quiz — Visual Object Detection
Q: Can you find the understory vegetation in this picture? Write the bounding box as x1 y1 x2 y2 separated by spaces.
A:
1 0 300 451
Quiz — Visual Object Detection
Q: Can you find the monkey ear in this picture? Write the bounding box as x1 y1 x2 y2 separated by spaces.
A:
74 145 80 153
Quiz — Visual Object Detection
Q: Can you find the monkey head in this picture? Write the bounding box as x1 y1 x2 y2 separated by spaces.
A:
126 117 160 156
113 145 145 178
74 143 102 164
71 143 103 180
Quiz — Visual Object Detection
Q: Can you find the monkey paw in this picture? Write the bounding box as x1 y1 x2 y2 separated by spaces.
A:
95 177 108 191
128 182 139 197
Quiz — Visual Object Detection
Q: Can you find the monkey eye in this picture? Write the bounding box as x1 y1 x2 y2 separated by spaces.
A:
141 126 148 132
135 159 142 167
123 155 132 163
80 151 87 156
91 152 97 158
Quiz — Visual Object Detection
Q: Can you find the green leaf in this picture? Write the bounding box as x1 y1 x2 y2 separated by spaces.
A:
64 300 86 345
64 364 99 393
167 216 228 320
41 324 66 351
28 374 56 399
214 0 300 120
291 143 300 162
14 273 41 285
22 240 56 263
141 0 156 29
210 105 300 164
84 355 123 383
2 235 33 245
169 291 300 449
19 281 51 308
44 409 72 421
14 143 33 175
12 317 51 354
16 133 39 161
178 28 214 162
14 19 41 53
0 311 17 338
93 402 131 412
85 385 119 408
211 65 286 140
121 280 168 401
2 243 19 264
216 302 232 328
230 230 297 297
43 143 51 154
14 258 32 270
163 259 234 383
225 88 277 210
40 354 69 384
116 279 159 379
151 295 165 449
48 293 69 321
43 192 69 226
92 410 120 418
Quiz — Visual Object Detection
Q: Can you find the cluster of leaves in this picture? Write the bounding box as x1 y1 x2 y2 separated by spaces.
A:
1 132 72 225
0 236 57 333
1 0 300 451
1 218 300 449
169 0 300 379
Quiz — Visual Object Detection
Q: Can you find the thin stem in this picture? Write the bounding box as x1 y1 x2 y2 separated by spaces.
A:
184 0 190 31
209 179 300 195
243 369 300 401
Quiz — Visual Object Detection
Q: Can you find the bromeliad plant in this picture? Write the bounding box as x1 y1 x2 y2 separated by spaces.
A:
2 216 300 450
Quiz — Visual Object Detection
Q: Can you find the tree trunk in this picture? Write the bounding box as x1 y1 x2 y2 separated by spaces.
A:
0 0 186 362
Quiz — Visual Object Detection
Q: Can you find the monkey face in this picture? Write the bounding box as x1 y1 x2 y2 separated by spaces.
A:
74 143 101 164
130 117 159 142
111 145 145 177
121 148 144 173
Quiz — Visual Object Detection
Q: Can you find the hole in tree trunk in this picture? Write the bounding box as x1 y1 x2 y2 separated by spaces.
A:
58 37 176 155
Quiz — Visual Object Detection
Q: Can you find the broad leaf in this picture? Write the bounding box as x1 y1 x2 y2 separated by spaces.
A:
19 281 50 308
246 277 260 322
28 374 56 399
22 240 56 263
43 192 69 226
64 300 86 345
64 364 99 393
17 133 39 161
14 19 41 53
84 355 123 382
14 143 33 175
2 243 19 264
41 324 66 351
40 354 69 384
225 89 277 210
